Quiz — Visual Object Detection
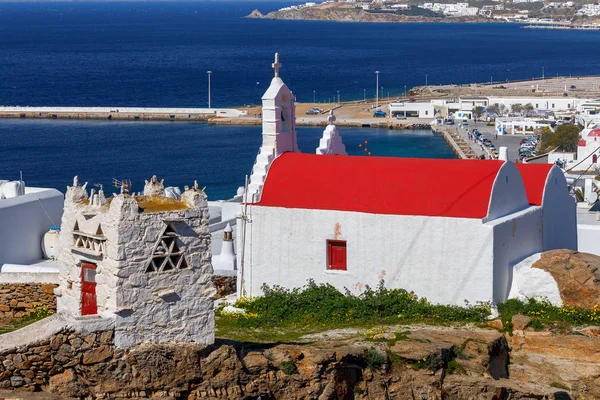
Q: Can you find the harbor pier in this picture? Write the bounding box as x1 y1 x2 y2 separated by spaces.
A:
0 106 247 122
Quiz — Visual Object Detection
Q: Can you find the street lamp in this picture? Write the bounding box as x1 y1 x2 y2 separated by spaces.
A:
207 71 212 109
404 85 407 97
426 74 428 86
375 71 380 109
337 90 340 105
364 89 366 102
542 67 545 81
313 90 316 103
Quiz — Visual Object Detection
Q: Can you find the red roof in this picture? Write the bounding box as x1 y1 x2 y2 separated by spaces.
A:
515 163 552 206
579 139 587 147
589 129 600 137
257 153 504 219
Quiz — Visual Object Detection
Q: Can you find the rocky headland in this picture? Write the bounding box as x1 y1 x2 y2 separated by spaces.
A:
245 3 485 23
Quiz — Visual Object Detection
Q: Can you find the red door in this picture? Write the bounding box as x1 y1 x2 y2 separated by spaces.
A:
81 263 97 316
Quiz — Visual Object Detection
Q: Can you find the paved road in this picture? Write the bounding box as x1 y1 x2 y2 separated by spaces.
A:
456 121 528 162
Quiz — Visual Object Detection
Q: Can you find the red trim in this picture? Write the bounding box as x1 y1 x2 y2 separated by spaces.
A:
257 153 504 219
81 263 97 316
588 129 600 137
515 164 552 206
327 240 347 271
579 139 587 147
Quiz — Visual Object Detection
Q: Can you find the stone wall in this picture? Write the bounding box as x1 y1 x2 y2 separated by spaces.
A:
212 275 236 299
0 328 115 391
0 283 57 320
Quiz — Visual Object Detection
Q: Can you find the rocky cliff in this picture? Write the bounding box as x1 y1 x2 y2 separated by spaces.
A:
2 323 599 399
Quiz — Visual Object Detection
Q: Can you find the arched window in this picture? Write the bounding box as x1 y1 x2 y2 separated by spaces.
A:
593 154 598 164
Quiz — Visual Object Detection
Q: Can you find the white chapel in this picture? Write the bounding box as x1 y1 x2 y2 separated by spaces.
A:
236 54 577 306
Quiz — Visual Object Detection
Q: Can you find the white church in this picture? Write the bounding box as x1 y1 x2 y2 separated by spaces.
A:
236 54 577 306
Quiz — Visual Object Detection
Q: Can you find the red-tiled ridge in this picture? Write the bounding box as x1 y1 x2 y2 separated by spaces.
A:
516 163 553 206
257 153 505 219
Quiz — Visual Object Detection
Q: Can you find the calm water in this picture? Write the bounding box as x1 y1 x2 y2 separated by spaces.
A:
1 2 600 106
1 2 599 199
0 120 455 200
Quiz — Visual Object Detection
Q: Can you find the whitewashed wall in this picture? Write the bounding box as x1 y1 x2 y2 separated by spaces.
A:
489 207 544 303
239 206 497 305
542 167 577 251
0 189 63 265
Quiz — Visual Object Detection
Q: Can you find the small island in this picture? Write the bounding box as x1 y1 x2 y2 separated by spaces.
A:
247 0 600 28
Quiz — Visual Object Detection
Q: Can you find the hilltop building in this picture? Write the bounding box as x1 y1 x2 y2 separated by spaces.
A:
236 54 577 305
56 176 215 348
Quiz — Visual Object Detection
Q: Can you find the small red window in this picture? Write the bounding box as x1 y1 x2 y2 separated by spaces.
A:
327 240 347 271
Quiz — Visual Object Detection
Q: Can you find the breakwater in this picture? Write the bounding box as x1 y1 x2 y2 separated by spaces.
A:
0 107 246 122
432 126 479 159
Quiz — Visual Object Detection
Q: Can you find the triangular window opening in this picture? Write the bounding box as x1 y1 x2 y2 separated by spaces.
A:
96 224 104 236
145 223 188 273
73 221 80 232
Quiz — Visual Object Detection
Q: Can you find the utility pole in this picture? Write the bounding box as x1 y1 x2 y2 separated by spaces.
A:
426 74 428 86
364 88 366 102
337 90 340 105
375 71 380 109
207 71 212 109
542 66 545 81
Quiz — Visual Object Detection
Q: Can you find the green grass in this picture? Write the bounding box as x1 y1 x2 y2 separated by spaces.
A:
497 298 600 334
217 280 492 340
216 282 600 343
0 307 55 335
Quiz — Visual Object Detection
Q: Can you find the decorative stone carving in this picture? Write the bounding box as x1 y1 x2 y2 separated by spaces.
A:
143 175 165 197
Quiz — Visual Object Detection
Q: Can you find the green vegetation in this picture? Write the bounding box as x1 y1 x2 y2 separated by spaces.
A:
0 306 55 335
446 359 467 375
216 282 600 342
364 347 386 370
472 106 485 121
279 361 298 375
541 124 580 153
497 298 600 333
216 280 492 342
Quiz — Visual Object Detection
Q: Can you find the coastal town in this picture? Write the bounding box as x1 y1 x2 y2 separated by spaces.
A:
249 0 600 27
1 52 600 398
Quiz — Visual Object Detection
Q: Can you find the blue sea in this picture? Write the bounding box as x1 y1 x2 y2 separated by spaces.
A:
0 120 454 200
1 2 600 199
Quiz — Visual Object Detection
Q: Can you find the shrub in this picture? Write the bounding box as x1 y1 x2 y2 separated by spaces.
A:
364 347 386 371
279 361 297 375
446 359 466 375
219 280 492 330
497 298 600 332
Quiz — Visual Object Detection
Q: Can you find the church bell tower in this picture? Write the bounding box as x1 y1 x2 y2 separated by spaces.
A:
247 53 298 202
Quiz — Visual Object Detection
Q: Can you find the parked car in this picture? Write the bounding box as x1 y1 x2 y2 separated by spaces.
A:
373 110 387 117
396 114 407 120
306 108 320 115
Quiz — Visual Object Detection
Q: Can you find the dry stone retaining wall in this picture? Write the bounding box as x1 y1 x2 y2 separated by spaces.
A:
212 275 236 299
0 283 57 320
0 328 115 392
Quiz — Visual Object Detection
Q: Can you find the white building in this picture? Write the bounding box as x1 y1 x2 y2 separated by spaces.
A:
388 102 436 118
236 54 577 306
576 126 600 168
0 180 63 273
495 117 553 135
56 176 215 348
577 4 600 16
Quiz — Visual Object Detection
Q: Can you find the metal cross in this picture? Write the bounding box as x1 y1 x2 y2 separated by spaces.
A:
272 53 282 77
